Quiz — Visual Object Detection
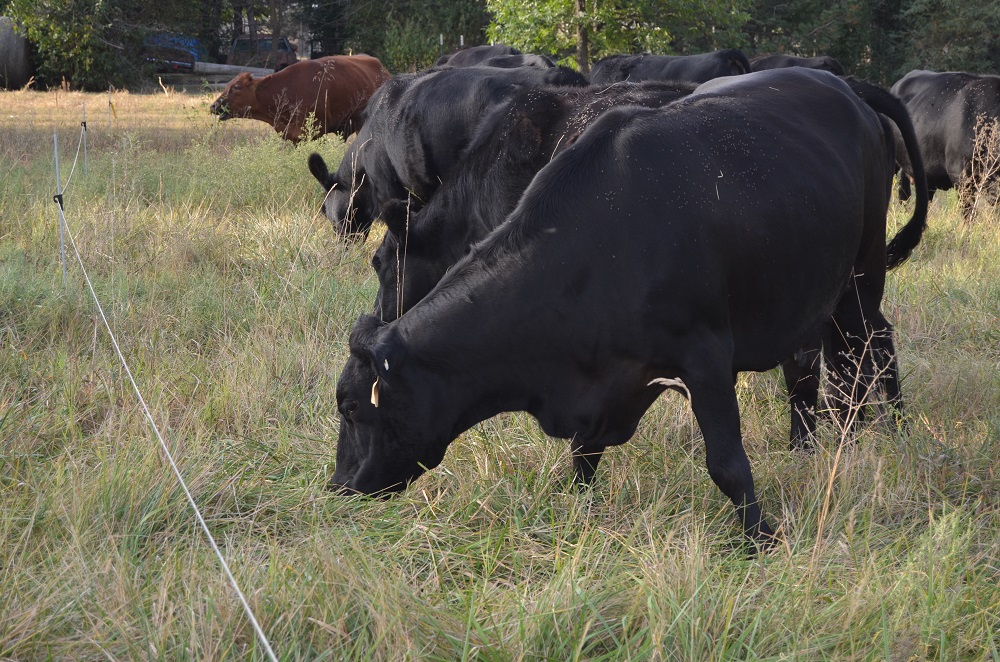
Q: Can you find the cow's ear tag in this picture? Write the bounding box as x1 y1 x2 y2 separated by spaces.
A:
371 378 380 408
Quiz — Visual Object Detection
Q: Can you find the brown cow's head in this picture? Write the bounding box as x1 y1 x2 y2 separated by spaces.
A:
210 72 256 120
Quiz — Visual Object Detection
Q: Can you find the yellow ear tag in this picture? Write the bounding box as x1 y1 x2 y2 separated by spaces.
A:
371 377 380 408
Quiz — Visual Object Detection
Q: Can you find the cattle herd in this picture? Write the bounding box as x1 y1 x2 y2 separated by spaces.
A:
210 44 999 550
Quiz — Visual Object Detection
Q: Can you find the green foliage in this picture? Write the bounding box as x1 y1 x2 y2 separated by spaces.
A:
486 0 751 70
899 0 1000 75
7 0 1000 90
4 0 140 89
2 0 226 90
379 12 443 73
744 0 903 83
300 0 348 57
485 0 582 65
345 0 490 72
745 0 1000 84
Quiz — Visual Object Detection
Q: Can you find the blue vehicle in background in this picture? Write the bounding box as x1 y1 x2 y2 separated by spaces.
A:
143 33 210 72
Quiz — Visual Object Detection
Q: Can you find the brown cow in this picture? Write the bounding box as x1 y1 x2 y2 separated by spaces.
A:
209 55 390 142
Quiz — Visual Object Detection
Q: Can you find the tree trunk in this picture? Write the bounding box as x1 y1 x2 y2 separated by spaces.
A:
0 17 33 89
246 1 259 60
575 0 590 75
269 0 286 70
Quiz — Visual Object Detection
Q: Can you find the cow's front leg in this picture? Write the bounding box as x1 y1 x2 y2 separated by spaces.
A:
570 437 606 487
686 361 776 549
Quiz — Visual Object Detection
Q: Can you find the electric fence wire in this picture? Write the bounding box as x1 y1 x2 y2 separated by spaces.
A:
53 122 279 662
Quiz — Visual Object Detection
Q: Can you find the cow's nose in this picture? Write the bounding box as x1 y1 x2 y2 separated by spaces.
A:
327 476 360 496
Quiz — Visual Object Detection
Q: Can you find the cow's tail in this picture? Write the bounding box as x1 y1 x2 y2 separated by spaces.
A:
841 76 929 270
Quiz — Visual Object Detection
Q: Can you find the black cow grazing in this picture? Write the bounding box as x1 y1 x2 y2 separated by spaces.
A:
436 44 520 67
372 80 699 322
890 69 1000 210
750 54 846 75
329 69 928 548
307 65 589 237
373 74 927 451
589 49 751 85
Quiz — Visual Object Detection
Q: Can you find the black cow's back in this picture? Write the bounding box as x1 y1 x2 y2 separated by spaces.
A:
589 49 751 85
436 44 520 67
423 69 892 371
750 54 845 75
372 79 698 321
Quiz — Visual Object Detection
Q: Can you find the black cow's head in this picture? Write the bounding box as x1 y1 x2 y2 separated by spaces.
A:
329 315 450 494
307 151 375 238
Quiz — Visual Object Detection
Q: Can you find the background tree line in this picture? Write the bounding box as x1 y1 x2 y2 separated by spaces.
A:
3 0 999 90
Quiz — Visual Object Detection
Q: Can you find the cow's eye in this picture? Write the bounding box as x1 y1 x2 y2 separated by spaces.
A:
371 254 381 271
340 400 359 422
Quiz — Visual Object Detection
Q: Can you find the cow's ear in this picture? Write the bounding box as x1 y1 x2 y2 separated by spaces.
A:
308 152 339 190
348 314 403 384
381 198 418 238
369 337 402 383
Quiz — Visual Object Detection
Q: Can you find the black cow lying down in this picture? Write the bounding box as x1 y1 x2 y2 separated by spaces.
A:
589 49 751 85
330 69 928 547
890 69 1000 211
308 64 588 237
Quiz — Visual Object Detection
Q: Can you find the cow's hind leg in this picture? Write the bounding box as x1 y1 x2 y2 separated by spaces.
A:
781 337 823 450
685 354 776 550
825 277 901 439
871 310 905 431
824 316 873 436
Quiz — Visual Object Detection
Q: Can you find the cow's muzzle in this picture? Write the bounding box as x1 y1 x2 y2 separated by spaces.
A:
209 100 231 120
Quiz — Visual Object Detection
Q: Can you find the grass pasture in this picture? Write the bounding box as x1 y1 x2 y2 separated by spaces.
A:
1 88 998 660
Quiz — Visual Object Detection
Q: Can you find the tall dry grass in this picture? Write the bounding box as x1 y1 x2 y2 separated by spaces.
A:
959 114 1000 224
1 89 998 660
